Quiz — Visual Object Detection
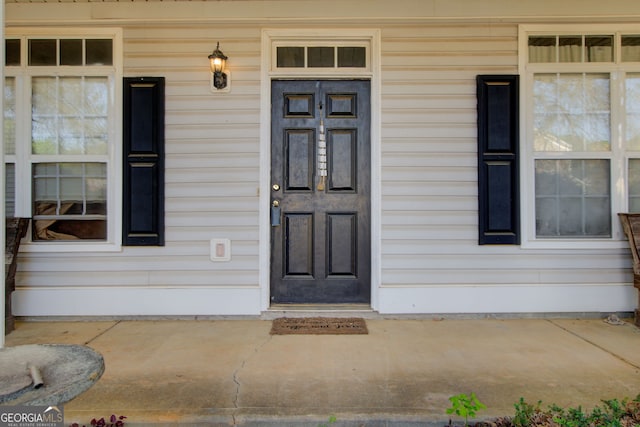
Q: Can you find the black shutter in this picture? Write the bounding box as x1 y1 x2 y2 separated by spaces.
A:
477 75 519 245
123 77 165 246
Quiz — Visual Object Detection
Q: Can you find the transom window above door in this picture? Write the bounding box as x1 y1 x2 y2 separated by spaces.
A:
267 32 374 75
276 45 367 69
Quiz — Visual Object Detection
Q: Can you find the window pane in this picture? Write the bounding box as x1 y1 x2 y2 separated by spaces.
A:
4 77 16 155
535 159 611 237
559 36 582 62
32 77 58 154
622 35 640 62
277 47 304 67
33 162 107 241
308 47 334 67
33 163 106 210
629 159 640 212
59 77 83 115
585 36 613 62
533 73 610 152
32 77 58 115
85 118 109 154
6 39 21 66
85 77 109 115
338 47 366 68
529 36 556 63
626 74 640 150
86 39 112 66
29 39 57 66
59 118 85 154
60 39 82 66
32 76 109 155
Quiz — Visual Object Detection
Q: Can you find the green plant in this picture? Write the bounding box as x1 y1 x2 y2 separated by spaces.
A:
550 404 589 427
510 396 640 427
318 415 336 427
512 397 542 427
446 392 486 427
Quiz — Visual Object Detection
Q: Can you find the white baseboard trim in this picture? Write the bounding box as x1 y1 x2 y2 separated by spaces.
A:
12 287 262 316
377 284 638 314
11 284 637 317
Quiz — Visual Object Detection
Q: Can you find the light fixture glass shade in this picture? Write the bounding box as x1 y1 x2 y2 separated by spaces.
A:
208 42 228 73
207 42 229 91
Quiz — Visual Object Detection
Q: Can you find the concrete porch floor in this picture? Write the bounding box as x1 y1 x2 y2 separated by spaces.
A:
4 316 640 426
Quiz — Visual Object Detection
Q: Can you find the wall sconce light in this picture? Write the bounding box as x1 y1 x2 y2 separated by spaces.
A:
208 42 230 92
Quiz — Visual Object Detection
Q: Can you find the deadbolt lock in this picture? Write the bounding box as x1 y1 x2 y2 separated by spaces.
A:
272 184 280 191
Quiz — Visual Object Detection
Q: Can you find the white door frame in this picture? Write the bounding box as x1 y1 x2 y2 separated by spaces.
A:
258 28 382 311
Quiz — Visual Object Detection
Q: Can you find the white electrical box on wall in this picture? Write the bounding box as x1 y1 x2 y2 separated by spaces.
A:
210 238 231 262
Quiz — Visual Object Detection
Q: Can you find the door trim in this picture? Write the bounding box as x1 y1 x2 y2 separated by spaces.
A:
259 28 382 311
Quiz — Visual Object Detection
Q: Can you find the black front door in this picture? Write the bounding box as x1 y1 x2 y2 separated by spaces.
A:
270 80 371 304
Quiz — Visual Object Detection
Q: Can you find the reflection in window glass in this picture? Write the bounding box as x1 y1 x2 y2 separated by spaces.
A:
308 47 334 67
277 47 304 67
626 74 640 150
32 76 109 156
623 35 640 62
535 159 611 237
4 77 16 155
533 73 610 152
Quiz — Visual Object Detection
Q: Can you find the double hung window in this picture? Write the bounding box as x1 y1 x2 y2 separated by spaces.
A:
521 25 640 246
4 29 121 247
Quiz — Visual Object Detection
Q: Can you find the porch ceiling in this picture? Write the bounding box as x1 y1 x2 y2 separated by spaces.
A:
6 0 270 2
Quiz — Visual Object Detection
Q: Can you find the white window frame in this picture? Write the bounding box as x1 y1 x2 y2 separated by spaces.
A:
271 41 371 74
5 27 123 252
519 24 640 250
267 30 374 78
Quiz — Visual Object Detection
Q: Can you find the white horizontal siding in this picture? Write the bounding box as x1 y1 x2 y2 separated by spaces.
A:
378 22 634 300
13 23 264 305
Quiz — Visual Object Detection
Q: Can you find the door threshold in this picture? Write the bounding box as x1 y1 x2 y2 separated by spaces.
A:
263 304 377 319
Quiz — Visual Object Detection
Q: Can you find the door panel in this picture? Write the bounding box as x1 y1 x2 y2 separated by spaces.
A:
270 80 371 304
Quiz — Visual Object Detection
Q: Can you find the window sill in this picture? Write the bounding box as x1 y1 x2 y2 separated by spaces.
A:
19 241 122 253
520 239 629 251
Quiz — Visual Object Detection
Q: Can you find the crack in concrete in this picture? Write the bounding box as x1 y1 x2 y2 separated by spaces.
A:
231 333 273 425
546 319 640 370
84 320 122 346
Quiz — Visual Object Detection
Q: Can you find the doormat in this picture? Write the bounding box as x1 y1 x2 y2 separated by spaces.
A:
270 317 368 335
